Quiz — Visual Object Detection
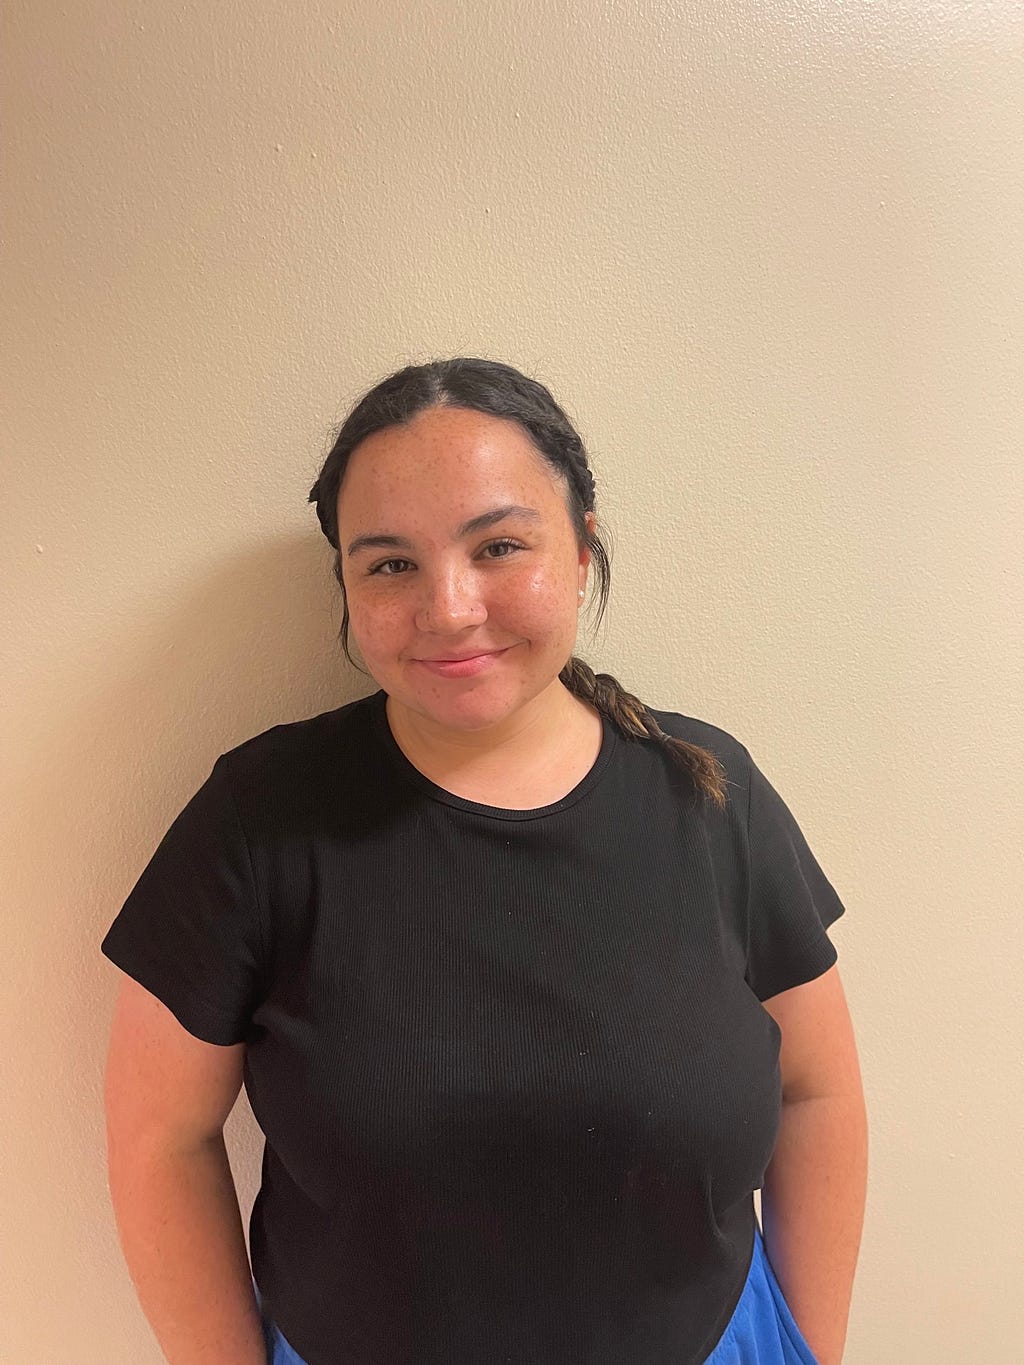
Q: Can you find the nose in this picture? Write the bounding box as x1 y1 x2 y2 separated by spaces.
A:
413 565 488 634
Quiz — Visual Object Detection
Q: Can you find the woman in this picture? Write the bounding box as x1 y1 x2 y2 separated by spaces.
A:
103 358 867 1365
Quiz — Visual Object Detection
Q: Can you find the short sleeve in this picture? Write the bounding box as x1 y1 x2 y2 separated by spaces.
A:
101 755 265 1045
742 746 846 1002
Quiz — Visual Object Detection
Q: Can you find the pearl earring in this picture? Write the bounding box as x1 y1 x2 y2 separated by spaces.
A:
578 588 585 599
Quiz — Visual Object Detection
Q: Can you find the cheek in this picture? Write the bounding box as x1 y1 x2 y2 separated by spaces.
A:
346 590 405 651
510 563 578 626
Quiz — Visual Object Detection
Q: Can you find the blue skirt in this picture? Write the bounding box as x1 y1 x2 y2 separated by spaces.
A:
259 1224 818 1365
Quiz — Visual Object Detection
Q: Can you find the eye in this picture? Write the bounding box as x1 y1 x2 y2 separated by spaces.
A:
481 538 523 559
368 558 413 576
365 537 524 576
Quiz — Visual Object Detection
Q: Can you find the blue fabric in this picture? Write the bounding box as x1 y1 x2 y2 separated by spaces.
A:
703 1223 819 1364
257 1287 307 1365
257 1224 818 1365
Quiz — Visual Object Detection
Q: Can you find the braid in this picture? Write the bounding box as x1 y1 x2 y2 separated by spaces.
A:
560 433 597 514
560 656 728 810
554 436 731 808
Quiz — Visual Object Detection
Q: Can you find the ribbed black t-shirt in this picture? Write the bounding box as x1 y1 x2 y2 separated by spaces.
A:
101 689 845 1365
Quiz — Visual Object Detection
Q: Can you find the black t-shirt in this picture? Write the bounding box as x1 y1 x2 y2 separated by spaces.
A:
101 689 845 1365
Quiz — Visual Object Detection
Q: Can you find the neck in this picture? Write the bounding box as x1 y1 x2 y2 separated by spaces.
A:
385 680 594 782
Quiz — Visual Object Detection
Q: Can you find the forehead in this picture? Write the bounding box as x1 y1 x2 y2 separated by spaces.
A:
338 407 560 515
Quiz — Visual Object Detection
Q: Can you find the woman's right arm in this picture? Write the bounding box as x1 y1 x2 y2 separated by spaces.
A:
104 975 268 1365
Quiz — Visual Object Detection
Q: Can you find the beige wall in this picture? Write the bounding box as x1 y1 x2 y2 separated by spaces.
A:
4 1 1021 1360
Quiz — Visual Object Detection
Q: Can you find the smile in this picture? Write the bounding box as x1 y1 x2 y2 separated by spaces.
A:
413 648 511 678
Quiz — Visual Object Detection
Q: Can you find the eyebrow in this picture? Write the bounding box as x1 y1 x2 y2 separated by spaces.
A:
345 504 542 556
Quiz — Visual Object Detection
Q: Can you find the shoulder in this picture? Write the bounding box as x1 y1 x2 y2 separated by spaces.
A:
215 690 382 803
618 705 760 828
645 706 754 782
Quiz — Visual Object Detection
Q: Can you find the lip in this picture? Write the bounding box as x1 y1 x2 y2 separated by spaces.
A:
413 647 511 678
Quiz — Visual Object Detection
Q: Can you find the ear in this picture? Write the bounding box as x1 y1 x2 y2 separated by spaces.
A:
578 512 596 569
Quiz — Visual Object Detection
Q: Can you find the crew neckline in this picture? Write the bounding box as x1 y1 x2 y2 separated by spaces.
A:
369 689 618 822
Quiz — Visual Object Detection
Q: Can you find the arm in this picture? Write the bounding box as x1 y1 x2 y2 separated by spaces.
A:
104 975 267 1365
760 964 868 1365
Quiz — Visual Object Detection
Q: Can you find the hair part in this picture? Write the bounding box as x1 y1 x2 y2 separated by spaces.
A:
309 357 727 809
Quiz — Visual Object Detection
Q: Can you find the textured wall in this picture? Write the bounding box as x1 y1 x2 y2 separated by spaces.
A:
3 1 1021 1360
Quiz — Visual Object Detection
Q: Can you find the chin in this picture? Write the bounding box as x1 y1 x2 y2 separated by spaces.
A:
418 695 521 732
393 677 536 732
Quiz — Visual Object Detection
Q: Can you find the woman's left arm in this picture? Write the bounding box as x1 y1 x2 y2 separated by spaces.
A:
760 963 868 1365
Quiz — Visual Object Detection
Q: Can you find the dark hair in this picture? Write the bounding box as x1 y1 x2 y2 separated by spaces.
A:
309 357 727 809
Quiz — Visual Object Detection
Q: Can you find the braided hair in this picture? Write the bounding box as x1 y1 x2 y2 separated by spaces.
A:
308 358 727 809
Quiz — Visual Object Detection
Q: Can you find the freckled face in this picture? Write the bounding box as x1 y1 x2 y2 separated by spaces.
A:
336 406 591 734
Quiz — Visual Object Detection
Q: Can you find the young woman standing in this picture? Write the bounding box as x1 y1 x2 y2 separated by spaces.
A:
103 358 867 1364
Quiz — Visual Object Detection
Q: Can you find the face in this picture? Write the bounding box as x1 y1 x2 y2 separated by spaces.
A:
336 405 592 736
